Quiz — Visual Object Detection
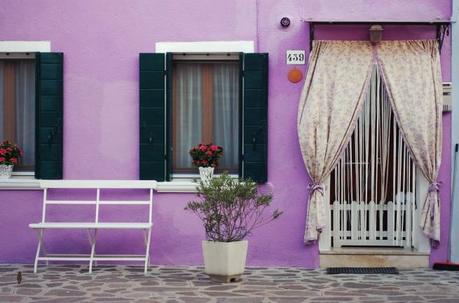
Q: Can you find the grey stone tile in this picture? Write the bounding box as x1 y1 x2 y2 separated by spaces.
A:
0 265 458 302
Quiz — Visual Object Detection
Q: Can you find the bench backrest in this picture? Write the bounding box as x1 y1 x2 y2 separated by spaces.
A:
39 180 157 224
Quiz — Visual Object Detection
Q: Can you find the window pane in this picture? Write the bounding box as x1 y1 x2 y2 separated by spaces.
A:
213 63 239 171
173 61 239 173
173 63 203 171
0 59 35 170
15 60 35 168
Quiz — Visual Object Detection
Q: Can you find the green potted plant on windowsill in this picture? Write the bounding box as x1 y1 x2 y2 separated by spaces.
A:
0 141 23 179
189 143 223 184
185 173 282 282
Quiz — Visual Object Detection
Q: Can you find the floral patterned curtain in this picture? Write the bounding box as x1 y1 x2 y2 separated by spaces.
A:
377 40 443 244
297 41 374 243
298 40 443 245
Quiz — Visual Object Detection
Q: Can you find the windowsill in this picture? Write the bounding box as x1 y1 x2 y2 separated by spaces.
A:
156 174 238 193
156 180 199 193
0 173 40 190
0 174 238 192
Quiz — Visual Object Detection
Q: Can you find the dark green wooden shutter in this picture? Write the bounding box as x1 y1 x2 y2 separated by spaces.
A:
139 53 167 180
35 52 63 179
241 53 269 183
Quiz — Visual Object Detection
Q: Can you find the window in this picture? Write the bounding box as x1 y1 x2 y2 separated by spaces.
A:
0 51 63 180
139 52 268 182
172 56 240 174
0 55 36 171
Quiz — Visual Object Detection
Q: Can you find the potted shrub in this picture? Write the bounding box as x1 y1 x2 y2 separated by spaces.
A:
186 173 282 282
189 143 223 184
0 141 22 179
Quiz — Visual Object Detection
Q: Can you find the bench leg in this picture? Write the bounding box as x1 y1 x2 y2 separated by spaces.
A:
87 229 97 274
144 228 152 275
33 229 45 274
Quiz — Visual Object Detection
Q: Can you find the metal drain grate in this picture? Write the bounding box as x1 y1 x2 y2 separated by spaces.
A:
326 267 399 274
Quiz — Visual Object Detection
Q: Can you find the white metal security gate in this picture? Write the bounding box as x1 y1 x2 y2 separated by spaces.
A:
330 67 416 248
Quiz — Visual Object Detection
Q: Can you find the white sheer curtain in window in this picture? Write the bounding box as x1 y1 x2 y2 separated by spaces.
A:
174 63 203 170
213 63 239 171
0 59 35 170
15 60 35 167
173 61 240 173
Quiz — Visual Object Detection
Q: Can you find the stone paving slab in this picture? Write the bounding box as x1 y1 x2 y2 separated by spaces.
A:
0 265 458 302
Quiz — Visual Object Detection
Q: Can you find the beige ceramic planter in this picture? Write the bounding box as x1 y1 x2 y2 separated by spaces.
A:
202 240 248 282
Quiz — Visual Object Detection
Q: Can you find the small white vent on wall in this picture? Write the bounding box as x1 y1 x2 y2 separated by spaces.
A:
443 82 452 112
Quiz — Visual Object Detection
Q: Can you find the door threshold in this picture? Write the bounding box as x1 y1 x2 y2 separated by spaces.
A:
319 247 429 268
321 247 429 256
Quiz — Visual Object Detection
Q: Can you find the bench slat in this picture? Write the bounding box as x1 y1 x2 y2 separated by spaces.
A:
45 200 97 205
99 200 151 205
44 200 151 205
37 257 91 261
29 222 153 229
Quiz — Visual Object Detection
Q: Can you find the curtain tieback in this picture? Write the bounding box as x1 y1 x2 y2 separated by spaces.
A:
428 181 441 193
308 182 324 196
427 181 441 220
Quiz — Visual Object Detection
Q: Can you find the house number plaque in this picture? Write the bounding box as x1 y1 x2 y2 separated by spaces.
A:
286 50 305 65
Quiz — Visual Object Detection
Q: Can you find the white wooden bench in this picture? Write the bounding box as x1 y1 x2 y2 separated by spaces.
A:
29 180 157 274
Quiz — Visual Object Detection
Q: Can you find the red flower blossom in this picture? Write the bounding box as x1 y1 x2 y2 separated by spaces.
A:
0 141 23 165
189 143 224 168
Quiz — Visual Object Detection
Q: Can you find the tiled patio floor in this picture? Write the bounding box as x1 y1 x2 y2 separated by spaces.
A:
0 265 458 303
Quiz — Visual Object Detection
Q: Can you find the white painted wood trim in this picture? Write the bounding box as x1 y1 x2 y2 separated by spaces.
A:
0 41 51 52
155 41 254 53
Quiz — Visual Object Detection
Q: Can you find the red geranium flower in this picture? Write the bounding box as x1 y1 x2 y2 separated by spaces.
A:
189 142 224 168
0 141 23 165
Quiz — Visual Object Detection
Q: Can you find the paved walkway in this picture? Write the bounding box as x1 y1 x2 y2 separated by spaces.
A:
0 265 458 302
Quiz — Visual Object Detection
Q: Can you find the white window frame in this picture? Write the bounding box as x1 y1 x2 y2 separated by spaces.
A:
155 41 254 53
170 54 240 177
0 41 51 189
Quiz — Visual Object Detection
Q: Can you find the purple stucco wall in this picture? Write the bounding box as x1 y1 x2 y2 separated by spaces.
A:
0 0 452 267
